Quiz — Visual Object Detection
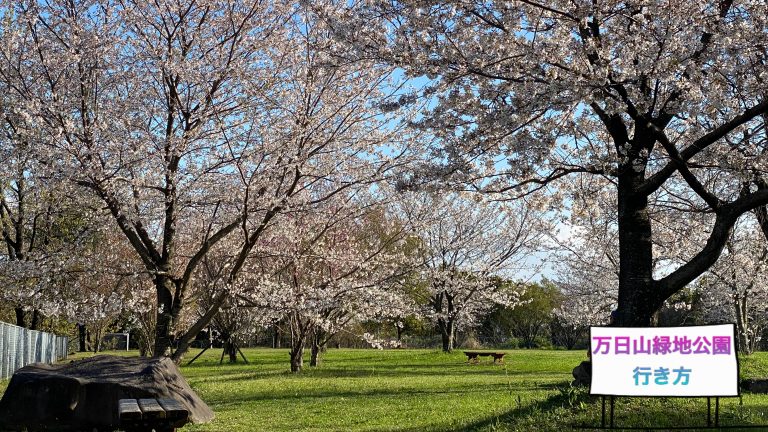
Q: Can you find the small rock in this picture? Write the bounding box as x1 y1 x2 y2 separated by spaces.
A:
572 360 592 387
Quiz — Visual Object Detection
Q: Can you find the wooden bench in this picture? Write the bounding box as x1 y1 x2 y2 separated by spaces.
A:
118 398 189 432
464 351 506 364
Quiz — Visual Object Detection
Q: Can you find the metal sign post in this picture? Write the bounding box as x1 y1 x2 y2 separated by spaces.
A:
599 396 614 429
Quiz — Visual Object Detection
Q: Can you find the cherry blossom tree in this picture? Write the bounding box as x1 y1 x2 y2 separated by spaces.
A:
0 169 46 328
0 116 89 328
188 235 276 363
0 0 411 360
235 199 414 372
0 197 154 351
398 192 544 352
0 101 151 341
0 0 274 356
551 172 709 330
53 225 153 353
698 218 768 354
0 139 104 329
333 0 768 326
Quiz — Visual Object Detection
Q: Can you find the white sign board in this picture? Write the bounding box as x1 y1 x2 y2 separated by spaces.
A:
590 324 738 397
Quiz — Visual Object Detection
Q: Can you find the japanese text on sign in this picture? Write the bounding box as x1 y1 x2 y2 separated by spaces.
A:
589 324 738 397
591 335 732 356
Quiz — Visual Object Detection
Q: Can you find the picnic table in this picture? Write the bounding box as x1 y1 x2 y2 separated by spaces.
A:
118 398 189 432
463 351 506 364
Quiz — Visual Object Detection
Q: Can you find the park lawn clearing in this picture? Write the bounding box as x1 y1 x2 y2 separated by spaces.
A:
177 348 768 431
180 348 568 432
4 348 768 431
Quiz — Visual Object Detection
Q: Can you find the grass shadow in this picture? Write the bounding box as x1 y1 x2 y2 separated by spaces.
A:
408 383 768 432
184 357 545 376
202 380 546 406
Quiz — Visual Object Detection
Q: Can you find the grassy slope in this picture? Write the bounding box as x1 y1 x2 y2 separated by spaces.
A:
3 348 768 431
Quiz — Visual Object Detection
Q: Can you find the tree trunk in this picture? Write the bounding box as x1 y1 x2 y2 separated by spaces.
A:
734 293 751 354
154 275 176 356
93 328 103 353
223 339 238 363
439 319 455 352
78 323 88 352
434 289 456 352
170 289 229 364
616 161 657 326
29 309 40 330
14 307 25 328
272 326 281 349
310 331 326 367
290 342 305 373
310 341 321 367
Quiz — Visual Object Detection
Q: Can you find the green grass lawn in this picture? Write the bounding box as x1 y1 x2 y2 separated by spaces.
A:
178 348 768 431
4 348 768 431
181 348 577 432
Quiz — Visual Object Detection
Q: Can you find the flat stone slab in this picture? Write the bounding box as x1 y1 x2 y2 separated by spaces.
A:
0 354 214 431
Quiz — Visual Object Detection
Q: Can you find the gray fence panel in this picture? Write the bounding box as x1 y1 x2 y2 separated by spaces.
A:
13 326 21 375
34 331 42 363
4 326 9 379
22 328 29 368
8 326 18 377
0 325 5 379
25 330 32 366
0 321 68 379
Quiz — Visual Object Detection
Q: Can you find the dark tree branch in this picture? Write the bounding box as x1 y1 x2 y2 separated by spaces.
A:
641 99 768 195
656 187 768 299
518 0 577 21
180 214 245 289
647 123 721 209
